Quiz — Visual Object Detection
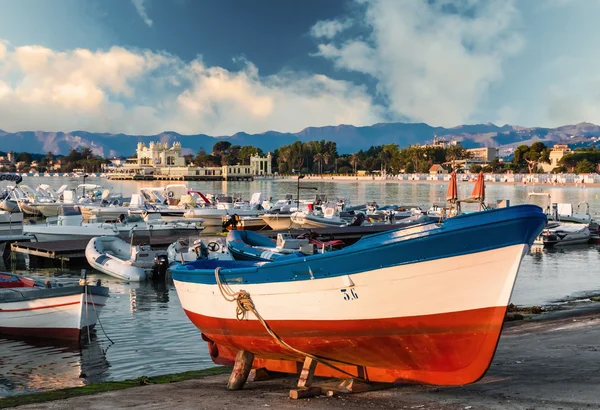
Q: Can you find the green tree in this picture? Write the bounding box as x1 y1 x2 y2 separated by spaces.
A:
43 151 54 166
350 153 360 174
470 164 483 173
80 147 94 160
323 152 331 173
512 145 530 171
574 159 596 174
313 152 324 174
238 145 262 165
16 152 33 164
212 141 232 155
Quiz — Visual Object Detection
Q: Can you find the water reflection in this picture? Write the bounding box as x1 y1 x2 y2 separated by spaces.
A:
2 268 212 397
0 334 110 396
513 244 600 306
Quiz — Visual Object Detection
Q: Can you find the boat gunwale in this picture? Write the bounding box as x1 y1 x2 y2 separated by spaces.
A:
171 205 546 283
0 285 109 304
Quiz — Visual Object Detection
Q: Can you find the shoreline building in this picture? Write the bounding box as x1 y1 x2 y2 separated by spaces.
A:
110 141 273 181
137 141 186 167
541 144 572 172
250 152 272 175
421 135 459 149
466 147 499 163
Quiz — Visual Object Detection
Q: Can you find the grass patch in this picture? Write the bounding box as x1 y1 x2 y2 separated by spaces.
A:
0 366 231 409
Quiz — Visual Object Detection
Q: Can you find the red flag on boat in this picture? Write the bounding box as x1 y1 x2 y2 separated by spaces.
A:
471 171 485 202
446 171 458 203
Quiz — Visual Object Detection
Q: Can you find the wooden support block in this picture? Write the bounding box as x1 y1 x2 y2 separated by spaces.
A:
226 350 254 390
297 357 318 388
320 378 392 396
289 386 322 400
248 367 271 382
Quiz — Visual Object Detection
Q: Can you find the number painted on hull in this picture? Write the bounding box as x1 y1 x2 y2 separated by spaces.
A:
341 288 359 301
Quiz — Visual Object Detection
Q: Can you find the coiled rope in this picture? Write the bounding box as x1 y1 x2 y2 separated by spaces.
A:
214 267 361 379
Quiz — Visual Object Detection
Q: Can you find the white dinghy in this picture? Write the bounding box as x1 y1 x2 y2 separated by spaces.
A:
86 236 169 282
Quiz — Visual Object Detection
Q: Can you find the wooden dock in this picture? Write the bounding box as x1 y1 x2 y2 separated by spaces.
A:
11 240 88 262
10 234 199 264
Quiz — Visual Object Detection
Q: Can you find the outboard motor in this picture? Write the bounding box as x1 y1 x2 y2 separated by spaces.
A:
151 254 169 281
350 213 366 227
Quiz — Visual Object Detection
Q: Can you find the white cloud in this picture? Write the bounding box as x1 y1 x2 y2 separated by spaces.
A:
131 0 153 27
310 19 353 39
313 0 524 127
0 41 383 135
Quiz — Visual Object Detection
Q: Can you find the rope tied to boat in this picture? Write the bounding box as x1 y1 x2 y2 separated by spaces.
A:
214 267 363 380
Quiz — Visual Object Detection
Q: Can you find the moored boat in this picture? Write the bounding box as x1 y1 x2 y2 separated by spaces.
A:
0 272 109 340
536 222 591 247
24 206 204 242
167 237 231 263
171 204 546 386
289 208 349 229
85 236 169 281
259 212 292 230
227 230 316 262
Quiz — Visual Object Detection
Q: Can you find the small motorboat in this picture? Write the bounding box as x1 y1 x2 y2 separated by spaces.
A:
24 206 120 242
86 236 169 281
24 205 204 242
226 230 314 262
0 188 19 213
0 272 109 340
536 222 591 247
259 212 293 230
167 237 231 263
171 204 546 387
290 207 349 229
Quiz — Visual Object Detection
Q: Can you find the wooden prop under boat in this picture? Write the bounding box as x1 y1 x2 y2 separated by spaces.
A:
171 205 547 386
0 272 109 340
85 236 168 281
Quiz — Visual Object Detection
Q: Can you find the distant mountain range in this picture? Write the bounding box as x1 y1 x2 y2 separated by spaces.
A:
1 122 600 157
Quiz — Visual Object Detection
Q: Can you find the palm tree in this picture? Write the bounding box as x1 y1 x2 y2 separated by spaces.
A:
379 149 392 174
323 153 331 173
350 153 360 174
313 153 324 175
80 147 94 160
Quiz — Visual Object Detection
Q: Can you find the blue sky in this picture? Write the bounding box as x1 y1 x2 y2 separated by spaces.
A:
0 0 598 135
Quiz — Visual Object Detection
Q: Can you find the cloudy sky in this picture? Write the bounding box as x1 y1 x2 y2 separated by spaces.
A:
0 0 597 135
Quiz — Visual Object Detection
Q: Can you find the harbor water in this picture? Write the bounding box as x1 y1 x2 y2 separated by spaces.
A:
1 177 600 396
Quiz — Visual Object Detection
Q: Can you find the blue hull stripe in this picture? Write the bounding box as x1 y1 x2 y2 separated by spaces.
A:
171 205 546 286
